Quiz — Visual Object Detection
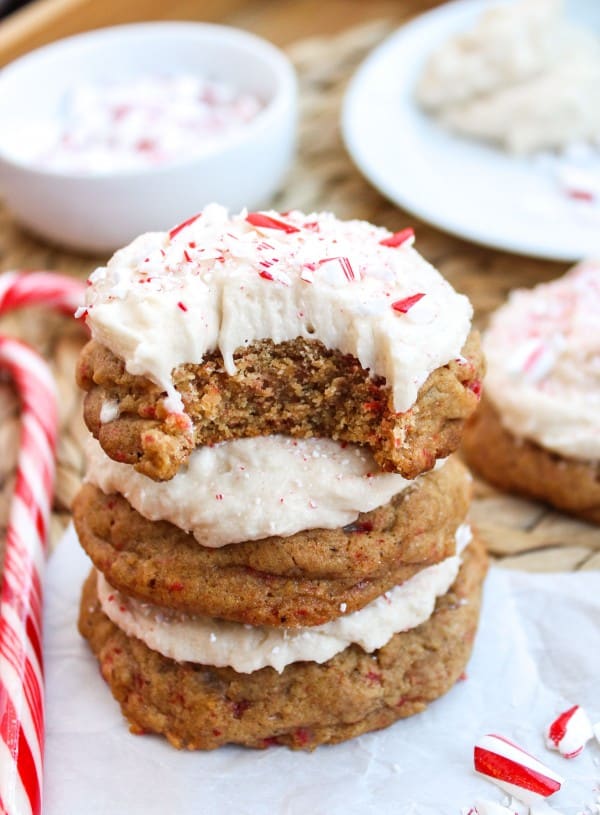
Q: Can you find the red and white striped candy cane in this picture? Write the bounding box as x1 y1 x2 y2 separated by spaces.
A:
0 271 85 815
546 705 593 758
474 733 564 808
0 271 84 317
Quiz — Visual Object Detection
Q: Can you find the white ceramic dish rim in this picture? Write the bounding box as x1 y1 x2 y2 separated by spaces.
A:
340 0 600 263
0 21 296 181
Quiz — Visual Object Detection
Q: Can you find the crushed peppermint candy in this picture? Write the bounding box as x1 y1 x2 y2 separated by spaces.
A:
319 256 357 282
11 75 264 174
474 734 564 806
169 213 202 240
379 227 415 248
546 705 594 759
549 145 600 210
391 293 426 314
246 212 300 233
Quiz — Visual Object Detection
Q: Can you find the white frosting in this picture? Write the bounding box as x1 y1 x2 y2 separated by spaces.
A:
99 399 120 424
416 0 600 153
484 260 600 461
82 204 472 414
85 435 427 547
97 525 472 674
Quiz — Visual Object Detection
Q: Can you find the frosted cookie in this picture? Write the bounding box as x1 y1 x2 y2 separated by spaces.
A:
76 205 482 481
463 261 600 523
416 0 600 154
78 530 487 751
74 455 471 627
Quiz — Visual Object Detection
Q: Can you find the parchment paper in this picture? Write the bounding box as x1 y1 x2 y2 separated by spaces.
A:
43 526 600 815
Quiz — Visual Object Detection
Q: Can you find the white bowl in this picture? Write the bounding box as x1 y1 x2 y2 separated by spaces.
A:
0 23 297 252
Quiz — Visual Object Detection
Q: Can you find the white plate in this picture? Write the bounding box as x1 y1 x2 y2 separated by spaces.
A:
342 0 600 261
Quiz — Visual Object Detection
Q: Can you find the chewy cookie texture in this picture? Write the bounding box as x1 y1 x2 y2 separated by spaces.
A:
464 398 600 525
78 534 487 751
75 206 486 751
77 204 480 482
78 332 483 482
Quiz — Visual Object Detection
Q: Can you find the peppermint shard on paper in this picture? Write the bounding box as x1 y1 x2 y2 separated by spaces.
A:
474 734 564 807
545 705 593 758
73 205 488 751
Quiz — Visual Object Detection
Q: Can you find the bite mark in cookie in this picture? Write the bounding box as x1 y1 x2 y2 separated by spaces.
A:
79 333 483 481
76 205 481 480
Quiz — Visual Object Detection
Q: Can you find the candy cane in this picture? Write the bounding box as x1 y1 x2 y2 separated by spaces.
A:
0 271 85 815
474 734 564 808
0 271 84 316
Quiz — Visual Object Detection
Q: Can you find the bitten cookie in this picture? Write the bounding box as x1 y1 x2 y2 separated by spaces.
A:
78 533 488 751
76 205 482 481
463 260 600 523
74 456 472 627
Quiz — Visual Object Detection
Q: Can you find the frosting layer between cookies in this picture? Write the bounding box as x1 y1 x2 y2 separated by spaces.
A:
85 435 427 546
484 260 600 460
96 525 472 673
81 204 472 413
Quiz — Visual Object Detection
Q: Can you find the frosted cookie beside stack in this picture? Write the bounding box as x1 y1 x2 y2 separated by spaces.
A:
463 260 600 524
73 205 487 750
415 0 600 155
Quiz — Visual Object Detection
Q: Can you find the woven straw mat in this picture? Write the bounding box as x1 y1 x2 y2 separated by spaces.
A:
0 19 598 574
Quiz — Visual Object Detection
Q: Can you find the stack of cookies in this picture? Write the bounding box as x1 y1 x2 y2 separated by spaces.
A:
73 205 487 750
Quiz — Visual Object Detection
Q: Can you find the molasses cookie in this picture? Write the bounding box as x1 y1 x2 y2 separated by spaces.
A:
78 531 487 751
463 260 600 523
74 456 471 627
76 205 482 481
